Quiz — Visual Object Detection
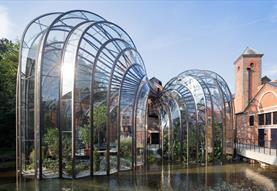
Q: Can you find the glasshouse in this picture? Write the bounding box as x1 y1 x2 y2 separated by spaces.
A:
16 10 234 179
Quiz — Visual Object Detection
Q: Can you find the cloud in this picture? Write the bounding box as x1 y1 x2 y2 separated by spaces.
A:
0 6 13 39
212 16 268 34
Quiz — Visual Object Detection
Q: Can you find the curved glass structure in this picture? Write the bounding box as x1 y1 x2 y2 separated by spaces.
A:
16 10 148 179
16 10 233 179
157 69 234 164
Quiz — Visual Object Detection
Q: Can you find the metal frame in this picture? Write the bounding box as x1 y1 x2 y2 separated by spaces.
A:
16 10 234 179
156 69 233 165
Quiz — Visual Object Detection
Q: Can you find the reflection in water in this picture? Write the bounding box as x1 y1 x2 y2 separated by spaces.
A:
1 162 277 190
245 168 275 191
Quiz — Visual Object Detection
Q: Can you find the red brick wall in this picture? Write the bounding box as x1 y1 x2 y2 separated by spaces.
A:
234 56 262 114
236 84 277 144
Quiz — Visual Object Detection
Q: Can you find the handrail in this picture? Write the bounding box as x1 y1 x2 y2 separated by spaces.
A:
236 138 277 156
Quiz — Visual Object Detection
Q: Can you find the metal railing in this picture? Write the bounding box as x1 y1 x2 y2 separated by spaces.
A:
236 138 277 156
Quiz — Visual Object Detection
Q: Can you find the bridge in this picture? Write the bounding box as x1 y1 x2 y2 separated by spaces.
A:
236 139 277 166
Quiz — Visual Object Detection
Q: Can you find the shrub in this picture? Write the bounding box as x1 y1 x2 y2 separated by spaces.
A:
44 128 59 158
79 125 89 146
119 136 132 161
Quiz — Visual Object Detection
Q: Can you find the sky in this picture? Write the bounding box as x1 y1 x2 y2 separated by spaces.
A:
0 0 277 92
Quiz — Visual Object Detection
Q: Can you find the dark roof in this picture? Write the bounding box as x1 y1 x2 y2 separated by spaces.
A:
150 77 162 86
261 75 271 84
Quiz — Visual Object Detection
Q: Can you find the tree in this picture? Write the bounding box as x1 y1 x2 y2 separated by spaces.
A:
0 38 19 150
93 105 107 147
79 124 90 147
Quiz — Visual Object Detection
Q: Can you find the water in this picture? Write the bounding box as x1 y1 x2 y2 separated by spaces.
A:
1 162 277 191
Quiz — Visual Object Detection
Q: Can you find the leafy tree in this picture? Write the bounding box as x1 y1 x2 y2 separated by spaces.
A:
44 128 59 158
93 105 107 132
93 105 107 146
0 38 19 150
79 125 89 146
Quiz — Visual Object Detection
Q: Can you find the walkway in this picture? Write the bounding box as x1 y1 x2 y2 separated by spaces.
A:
236 143 277 166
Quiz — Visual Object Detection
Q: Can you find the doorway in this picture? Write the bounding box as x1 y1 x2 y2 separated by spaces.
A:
258 129 265 147
271 129 277 149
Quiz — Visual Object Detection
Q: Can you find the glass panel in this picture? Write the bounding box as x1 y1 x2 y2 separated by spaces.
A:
265 113 271 125
249 115 254 126
259 114 264 125
161 106 170 159
19 13 61 177
119 65 145 171
273 112 277 124
62 21 95 178
18 10 235 180
40 11 104 178
135 84 149 166
92 68 108 175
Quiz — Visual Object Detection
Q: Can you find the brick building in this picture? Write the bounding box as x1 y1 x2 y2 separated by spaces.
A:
234 47 277 148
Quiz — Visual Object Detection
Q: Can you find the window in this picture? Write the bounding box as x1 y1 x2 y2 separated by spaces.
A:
274 112 277 124
250 63 254 69
249 115 254 126
151 133 160 144
265 112 272 125
258 114 264 125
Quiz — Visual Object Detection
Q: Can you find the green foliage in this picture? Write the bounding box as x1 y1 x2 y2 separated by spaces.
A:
93 148 100 171
63 135 72 155
65 161 88 175
64 159 72 175
43 158 58 171
44 128 59 158
163 130 169 159
214 123 223 161
147 154 157 163
93 105 107 146
79 125 89 146
119 137 132 161
173 141 181 160
75 162 86 174
182 133 188 163
172 121 181 160
93 105 107 130
42 128 59 172
65 160 87 175
62 135 72 175
29 149 35 166
0 38 19 149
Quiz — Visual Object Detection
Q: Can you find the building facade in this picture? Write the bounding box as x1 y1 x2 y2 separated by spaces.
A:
234 47 277 148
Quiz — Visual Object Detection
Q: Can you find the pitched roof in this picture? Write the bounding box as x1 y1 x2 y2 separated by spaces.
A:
242 47 262 55
234 47 263 64
261 75 271 84
236 82 277 114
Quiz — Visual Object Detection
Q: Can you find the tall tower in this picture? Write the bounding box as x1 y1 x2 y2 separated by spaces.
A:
234 47 263 113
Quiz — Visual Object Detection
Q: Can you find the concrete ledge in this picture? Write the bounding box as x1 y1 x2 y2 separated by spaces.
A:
237 148 277 166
